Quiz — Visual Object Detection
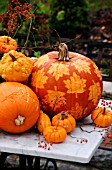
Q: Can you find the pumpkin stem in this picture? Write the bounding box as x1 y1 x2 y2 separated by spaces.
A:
9 53 16 61
58 43 69 61
15 115 25 126
103 107 106 115
6 37 10 44
60 111 68 120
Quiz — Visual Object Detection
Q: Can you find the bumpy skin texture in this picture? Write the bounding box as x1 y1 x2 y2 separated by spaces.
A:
37 110 51 134
43 126 67 143
0 50 33 82
30 50 103 120
52 112 76 133
0 36 17 53
0 82 40 133
91 107 112 127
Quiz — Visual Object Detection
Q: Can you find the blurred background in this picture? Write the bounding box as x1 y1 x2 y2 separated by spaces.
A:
0 0 112 79
0 0 112 41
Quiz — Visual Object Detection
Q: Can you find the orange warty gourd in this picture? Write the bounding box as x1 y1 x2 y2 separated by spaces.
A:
43 126 67 143
30 43 103 119
0 36 17 53
0 50 33 82
52 111 76 133
91 107 112 127
0 82 40 133
37 110 51 134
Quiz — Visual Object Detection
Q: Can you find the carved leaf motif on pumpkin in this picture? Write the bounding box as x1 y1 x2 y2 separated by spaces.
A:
31 68 48 89
93 63 102 81
2 89 38 105
63 72 86 97
43 86 66 111
71 59 91 74
34 54 49 67
89 81 102 104
70 102 83 119
48 63 69 81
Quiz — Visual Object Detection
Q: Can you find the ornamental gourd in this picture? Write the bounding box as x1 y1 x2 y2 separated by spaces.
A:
52 111 76 133
0 50 33 82
37 110 51 134
0 36 17 53
91 107 112 127
30 43 103 119
43 126 67 143
0 82 40 133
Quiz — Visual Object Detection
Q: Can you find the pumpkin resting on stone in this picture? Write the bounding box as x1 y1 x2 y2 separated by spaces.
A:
37 110 51 134
43 126 67 143
52 111 76 133
30 43 103 120
0 82 40 133
0 36 17 53
91 107 112 127
0 50 33 82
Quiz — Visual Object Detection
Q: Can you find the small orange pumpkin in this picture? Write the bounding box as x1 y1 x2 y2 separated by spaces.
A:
0 50 33 82
91 107 112 127
52 111 76 133
0 82 40 133
0 36 17 53
37 110 51 134
43 125 67 143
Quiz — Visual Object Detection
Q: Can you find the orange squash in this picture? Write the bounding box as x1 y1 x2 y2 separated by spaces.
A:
52 111 76 133
0 36 17 53
0 82 40 133
43 125 67 143
0 50 33 82
37 110 51 134
30 43 103 119
91 107 112 127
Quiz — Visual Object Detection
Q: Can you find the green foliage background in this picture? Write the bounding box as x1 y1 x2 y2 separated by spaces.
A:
0 0 112 38
48 0 88 38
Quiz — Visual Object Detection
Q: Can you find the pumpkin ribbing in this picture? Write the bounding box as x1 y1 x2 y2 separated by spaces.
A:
30 43 103 119
0 82 40 133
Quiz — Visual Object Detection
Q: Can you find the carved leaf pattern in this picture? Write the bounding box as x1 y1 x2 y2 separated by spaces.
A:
72 59 91 74
93 62 102 81
48 63 69 81
63 72 86 97
70 102 83 119
89 80 101 104
44 87 66 111
31 68 48 89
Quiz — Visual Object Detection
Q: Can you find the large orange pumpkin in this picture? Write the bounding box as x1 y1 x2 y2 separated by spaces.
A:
30 43 103 119
0 82 40 133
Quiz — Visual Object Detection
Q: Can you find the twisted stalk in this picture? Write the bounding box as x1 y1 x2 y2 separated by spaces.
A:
24 17 33 49
12 14 24 39
23 4 38 49
81 98 95 119
92 107 105 122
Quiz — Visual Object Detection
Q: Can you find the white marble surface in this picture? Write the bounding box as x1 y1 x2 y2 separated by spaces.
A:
0 99 111 163
103 81 112 93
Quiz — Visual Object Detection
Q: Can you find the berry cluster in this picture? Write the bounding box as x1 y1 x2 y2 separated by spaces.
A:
0 0 50 38
0 0 35 35
69 134 88 144
38 139 53 150
100 99 112 110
